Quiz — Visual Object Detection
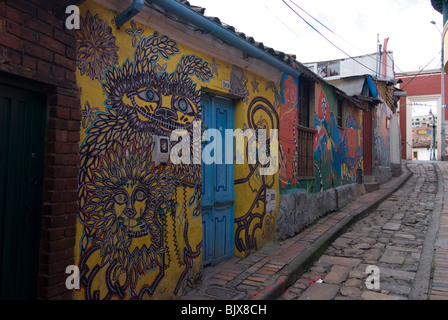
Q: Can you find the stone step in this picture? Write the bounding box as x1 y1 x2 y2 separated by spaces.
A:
364 182 380 193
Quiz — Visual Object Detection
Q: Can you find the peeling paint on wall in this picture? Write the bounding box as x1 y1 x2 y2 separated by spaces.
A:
374 103 391 167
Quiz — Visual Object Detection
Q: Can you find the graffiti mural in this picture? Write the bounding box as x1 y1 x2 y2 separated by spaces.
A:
76 10 119 81
311 84 362 192
279 74 299 190
234 96 279 253
76 6 212 299
79 145 178 299
374 103 390 166
75 2 281 299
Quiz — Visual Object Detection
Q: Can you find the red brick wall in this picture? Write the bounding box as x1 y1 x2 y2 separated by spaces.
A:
0 0 81 299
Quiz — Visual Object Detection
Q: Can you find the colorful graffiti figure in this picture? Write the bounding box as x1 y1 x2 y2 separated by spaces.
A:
234 97 279 253
314 94 343 177
77 12 213 299
343 114 361 170
313 90 362 189
279 74 299 189
78 146 179 299
342 113 362 181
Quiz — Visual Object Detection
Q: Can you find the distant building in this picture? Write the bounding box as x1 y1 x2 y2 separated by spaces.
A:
412 124 437 160
305 44 403 180
412 114 438 127
304 51 395 80
396 69 448 160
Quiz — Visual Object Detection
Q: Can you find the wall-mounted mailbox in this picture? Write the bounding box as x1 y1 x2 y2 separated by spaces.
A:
265 188 277 212
153 135 170 165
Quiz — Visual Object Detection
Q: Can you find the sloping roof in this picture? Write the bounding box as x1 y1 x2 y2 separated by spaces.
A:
149 0 321 82
432 0 444 13
149 1 369 109
328 75 367 96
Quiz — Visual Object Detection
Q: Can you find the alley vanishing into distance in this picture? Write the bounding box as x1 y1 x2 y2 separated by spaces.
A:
281 161 448 300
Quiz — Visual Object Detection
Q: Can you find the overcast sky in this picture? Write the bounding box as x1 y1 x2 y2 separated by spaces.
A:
189 0 444 74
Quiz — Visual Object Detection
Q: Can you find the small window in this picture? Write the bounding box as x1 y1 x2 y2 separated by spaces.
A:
297 125 317 179
337 99 343 128
298 79 311 127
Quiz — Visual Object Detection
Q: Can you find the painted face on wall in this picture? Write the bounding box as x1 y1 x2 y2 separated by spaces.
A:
79 147 178 299
125 81 198 134
113 183 149 238
102 34 212 137
76 13 213 299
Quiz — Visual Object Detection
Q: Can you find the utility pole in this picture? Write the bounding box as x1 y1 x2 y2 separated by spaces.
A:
430 109 437 161
431 20 445 161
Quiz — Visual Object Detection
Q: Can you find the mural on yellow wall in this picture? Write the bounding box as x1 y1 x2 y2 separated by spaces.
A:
234 95 279 254
76 7 213 299
75 3 280 299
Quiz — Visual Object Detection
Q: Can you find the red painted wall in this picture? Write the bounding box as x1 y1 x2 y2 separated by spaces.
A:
397 72 448 159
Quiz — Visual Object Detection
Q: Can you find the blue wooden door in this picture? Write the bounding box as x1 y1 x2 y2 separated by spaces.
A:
201 93 235 266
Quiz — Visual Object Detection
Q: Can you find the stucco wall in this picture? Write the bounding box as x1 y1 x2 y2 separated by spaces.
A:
276 80 364 240
74 2 280 300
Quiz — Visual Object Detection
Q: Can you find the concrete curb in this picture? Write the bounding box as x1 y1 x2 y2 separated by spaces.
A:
253 165 413 300
409 162 443 299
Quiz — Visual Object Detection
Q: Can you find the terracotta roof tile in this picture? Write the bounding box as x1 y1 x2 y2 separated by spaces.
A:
163 0 321 82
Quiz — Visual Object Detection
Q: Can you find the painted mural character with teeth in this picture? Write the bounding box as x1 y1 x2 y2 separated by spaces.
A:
79 146 179 299
77 25 213 299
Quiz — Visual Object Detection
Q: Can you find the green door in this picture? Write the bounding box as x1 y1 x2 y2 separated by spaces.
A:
0 83 46 299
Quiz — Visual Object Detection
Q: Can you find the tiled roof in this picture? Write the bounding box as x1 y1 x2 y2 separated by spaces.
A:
149 1 372 109
154 0 322 82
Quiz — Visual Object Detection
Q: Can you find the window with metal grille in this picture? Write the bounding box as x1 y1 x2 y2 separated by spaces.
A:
297 79 316 179
297 125 316 179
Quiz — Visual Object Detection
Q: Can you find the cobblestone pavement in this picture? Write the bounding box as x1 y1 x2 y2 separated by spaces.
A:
280 161 445 300
180 163 411 301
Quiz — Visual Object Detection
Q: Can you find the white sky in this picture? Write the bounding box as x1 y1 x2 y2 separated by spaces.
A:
188 0 444 73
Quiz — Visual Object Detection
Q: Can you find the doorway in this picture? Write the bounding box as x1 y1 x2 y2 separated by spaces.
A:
0 83 46 299
201 93 235 266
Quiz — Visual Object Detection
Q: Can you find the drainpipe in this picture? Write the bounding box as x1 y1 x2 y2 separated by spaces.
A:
115 0 144 29
366 76 378 98
444 0 448 26
382 37 389 78
148 0 301 78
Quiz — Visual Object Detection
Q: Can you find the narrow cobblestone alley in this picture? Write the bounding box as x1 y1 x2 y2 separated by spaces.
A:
281 162 442 300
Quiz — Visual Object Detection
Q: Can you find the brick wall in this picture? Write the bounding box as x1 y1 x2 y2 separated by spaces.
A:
0 0 81 299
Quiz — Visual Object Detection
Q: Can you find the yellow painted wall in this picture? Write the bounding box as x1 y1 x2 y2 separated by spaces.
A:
75 1 280 299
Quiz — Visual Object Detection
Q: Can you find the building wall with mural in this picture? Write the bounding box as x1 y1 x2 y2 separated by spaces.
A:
278 80 363 194
373 103 391 167
311 82 363 191
74 1 281 300
276 79 364 240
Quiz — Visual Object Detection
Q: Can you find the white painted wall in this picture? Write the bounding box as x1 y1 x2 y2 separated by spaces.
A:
412 147 437 161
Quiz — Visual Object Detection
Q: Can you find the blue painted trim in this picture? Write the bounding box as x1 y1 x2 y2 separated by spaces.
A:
115 0 144 29
366 76 378 98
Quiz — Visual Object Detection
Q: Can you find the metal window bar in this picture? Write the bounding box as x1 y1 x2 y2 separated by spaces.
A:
297 125 316 179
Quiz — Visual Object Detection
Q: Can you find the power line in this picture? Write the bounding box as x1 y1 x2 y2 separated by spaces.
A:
287 0 398 74
281 0 380 76
260 0 303 43
400 50 442 90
